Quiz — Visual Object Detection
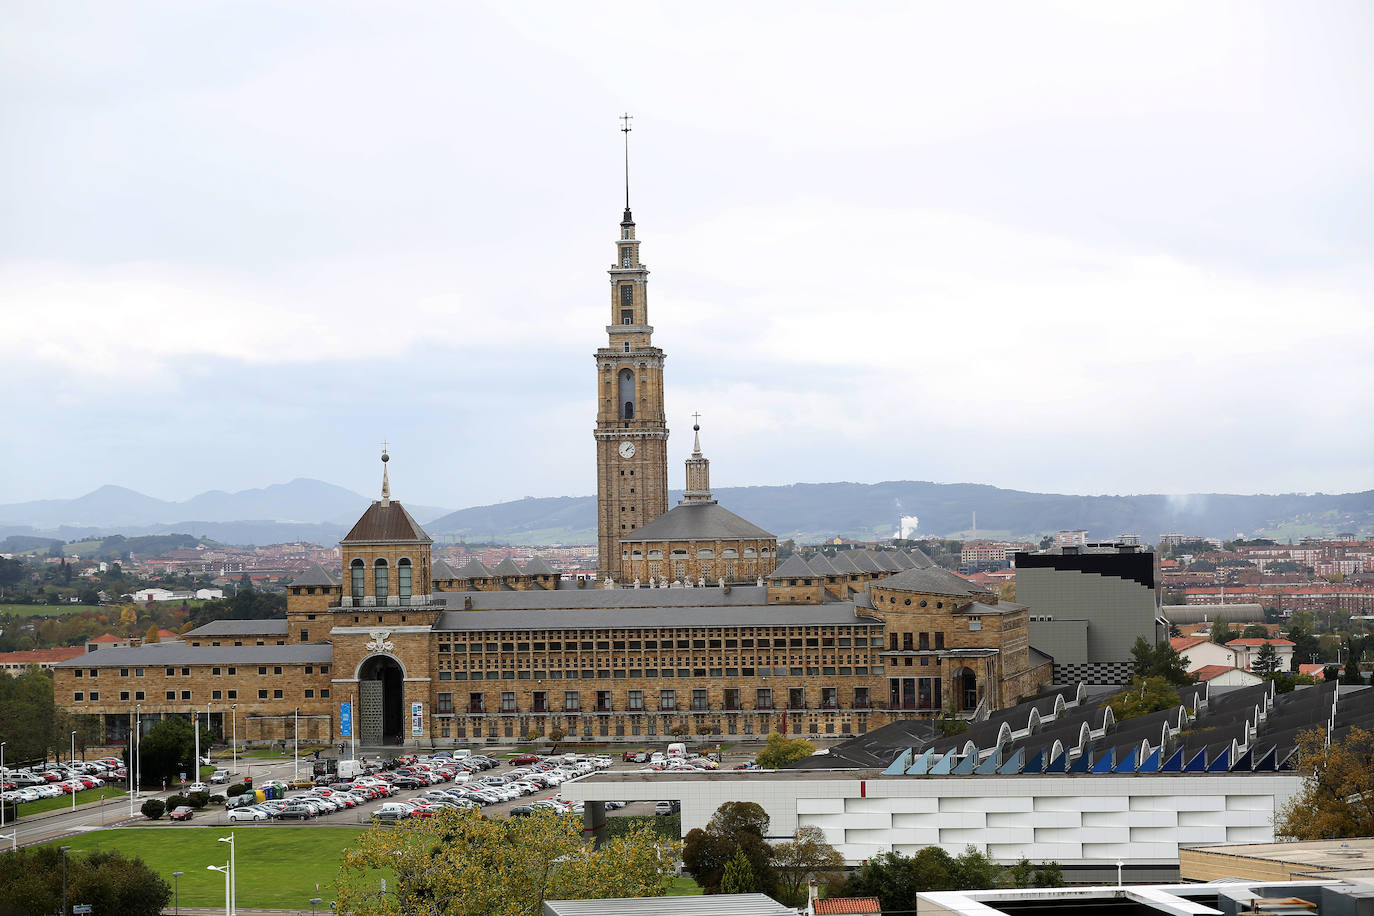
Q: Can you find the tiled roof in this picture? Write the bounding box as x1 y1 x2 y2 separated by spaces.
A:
522 557 557 576
827 552 863 574
875 564 989 598
291 563 341 587
905 547 937 568
805 553 839 576
90 634 123 643
432 559 461 579
341 500 432 544
491 558 525 576
54 643 333 667
0 647 85 665
435 604 882 632
1170 637 1209 652
454 558 492 579
1194 665 1254 682
434 585 773 611
847 550 881 573
183 619 290 637
768 555 815 580
1226 638 1296 647
814 898 881 915
619 501 775 542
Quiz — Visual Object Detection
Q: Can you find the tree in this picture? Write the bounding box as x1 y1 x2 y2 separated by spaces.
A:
755 732 815 769
0 846 170 916
144 624 160 643
771 826 844 907
1129 637 1194 686
141 798 165 819
1275 726 1374 839
138 716 197 787
334 807 679 915
1252 642 1279 677
1342 635 1369 685
720 848 759 894
1106 677 1182 722
1241 624 1270 639
949 846 1002 890
1210 619 1237 646
0 668 58 762
683 802 775 895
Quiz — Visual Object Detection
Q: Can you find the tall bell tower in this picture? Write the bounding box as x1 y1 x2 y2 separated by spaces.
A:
594 114 669 580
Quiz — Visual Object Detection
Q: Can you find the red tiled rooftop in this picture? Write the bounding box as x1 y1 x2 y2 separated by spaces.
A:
0 647 85 664
1170 637 1208 651
89 633 123 643
814 899 882 915
1194 665 1247 681
1226 638 1295 646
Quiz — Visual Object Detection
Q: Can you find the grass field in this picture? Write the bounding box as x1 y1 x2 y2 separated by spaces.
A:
666 876 703 895
0 603 105 618
39 827 369 909
17 787 126 818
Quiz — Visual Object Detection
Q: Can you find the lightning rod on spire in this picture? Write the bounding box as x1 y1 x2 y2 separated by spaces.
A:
619 113 634 212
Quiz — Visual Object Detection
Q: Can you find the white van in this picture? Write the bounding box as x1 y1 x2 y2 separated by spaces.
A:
337 759 365 780
666 742 686 758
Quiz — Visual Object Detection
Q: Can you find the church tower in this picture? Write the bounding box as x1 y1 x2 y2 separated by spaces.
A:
594 116 669 579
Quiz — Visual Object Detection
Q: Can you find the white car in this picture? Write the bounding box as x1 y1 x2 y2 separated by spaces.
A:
209 770 230 784
187 782 210 794
227 805 269 822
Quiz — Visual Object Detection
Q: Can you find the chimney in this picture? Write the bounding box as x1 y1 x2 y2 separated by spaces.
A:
807 879 820 915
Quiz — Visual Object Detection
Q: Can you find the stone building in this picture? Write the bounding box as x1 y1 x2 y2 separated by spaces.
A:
53 192 1051 748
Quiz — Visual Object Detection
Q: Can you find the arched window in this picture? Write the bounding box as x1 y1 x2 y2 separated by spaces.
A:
398 558 412 605
374 558 389 600
350 559 365 599
648 550 663 560
721 548 739 559
618 369 635 419
743 548 757 558
697 549 715 559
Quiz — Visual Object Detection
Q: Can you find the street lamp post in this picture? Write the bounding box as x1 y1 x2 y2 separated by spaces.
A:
293 707 299 782
218 833 236 916
208 863 230 916
61 845 72 915
172 871 183 915
231 704 238 775
1116 859 1124 886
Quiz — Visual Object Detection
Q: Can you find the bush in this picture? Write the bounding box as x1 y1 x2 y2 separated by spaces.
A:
141 798 166 820
225 783 248 798
207 793 225 807
187 791 209 809
165 794 188 810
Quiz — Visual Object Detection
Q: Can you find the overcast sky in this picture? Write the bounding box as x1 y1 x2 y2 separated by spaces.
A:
2 1 1371 511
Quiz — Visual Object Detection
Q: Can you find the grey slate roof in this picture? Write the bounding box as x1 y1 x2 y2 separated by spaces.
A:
878 564 989 597
905 546 937 568
432 559 461 579
289 564 340 587
828 551 863 574
847 550 882 573
491 558 525 576
433 585 771 611
342 500 432 544
890 550 916 569
55 642 333 667
804 552 839 576
183 618 290 637
522 556 557 576
455 558 491 579
870 551 902 572
435 604 882 632
768 554 815 580
961 600 1024 617
619 501 775 542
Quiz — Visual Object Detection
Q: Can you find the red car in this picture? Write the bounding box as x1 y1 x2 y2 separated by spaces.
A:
509 754 540 766
168 806 194 821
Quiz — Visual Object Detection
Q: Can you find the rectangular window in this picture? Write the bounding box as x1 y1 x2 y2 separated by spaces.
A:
501 691 516 712
212 690 222 700
258 667 267 675
120 691 130 701
166 668 175 677
89 691 98 701
532 691 547 713
351 563 365 599
628 690 643 711
789 687 805 709
168 691 177 700
375 564 389 599
321 689 330 698
74 692 83 701
227 690 236 699
135 691 145 700
180 690 190 700
437 693 453 713
659 689 676 711
756 687 772 710
469 692 484 713
564 691 579 712
935 632 945 649
596 690 611 712
724 688 740 710
398 563 412 604
274 667 282 675
692 688 708 711
273 689 283 699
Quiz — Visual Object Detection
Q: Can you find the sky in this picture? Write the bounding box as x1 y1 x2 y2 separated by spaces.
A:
2 1 1371 511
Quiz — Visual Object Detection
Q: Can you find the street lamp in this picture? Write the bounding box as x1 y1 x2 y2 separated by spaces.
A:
218 834 236 915
171 871 183 915
207 863 231 916
1116 859 1124 886
61 846 72 916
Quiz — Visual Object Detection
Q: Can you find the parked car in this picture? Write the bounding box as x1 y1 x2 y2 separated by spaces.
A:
227 805 270 822
209 770 231 784
275 803 316 820
509 754 540 765
168 806 195 821
653 801 678 816
187 782 209 793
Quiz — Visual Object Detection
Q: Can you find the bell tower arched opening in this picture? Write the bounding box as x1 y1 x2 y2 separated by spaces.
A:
358 655 404 745
618 369 635 419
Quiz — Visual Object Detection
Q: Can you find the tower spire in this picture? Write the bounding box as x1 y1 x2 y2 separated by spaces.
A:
691 411 703 456
380 442 391 505
683 413 713 504
619 113 633 220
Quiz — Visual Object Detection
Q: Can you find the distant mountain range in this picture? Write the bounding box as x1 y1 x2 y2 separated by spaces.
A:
1 479 1370 548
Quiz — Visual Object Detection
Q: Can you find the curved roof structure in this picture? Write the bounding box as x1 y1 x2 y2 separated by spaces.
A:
619 501 775 542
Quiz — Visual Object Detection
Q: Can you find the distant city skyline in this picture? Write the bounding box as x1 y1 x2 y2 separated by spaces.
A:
3 2 1371 508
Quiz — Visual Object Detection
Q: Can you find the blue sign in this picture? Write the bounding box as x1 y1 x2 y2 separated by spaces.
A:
339 702 352 738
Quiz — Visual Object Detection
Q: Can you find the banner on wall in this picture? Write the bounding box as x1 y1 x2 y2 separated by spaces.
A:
411 702 423 737
339 702 352 738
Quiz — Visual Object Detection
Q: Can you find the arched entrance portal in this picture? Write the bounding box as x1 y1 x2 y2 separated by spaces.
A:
358 655 404 746
952 666 978 712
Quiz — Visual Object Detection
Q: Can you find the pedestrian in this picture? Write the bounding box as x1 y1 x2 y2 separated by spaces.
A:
162 777 167 792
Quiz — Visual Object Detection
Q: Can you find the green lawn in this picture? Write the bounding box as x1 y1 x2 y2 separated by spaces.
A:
666 876 702 896
0 603 105 618
38 827 369 909
17 787 126 818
